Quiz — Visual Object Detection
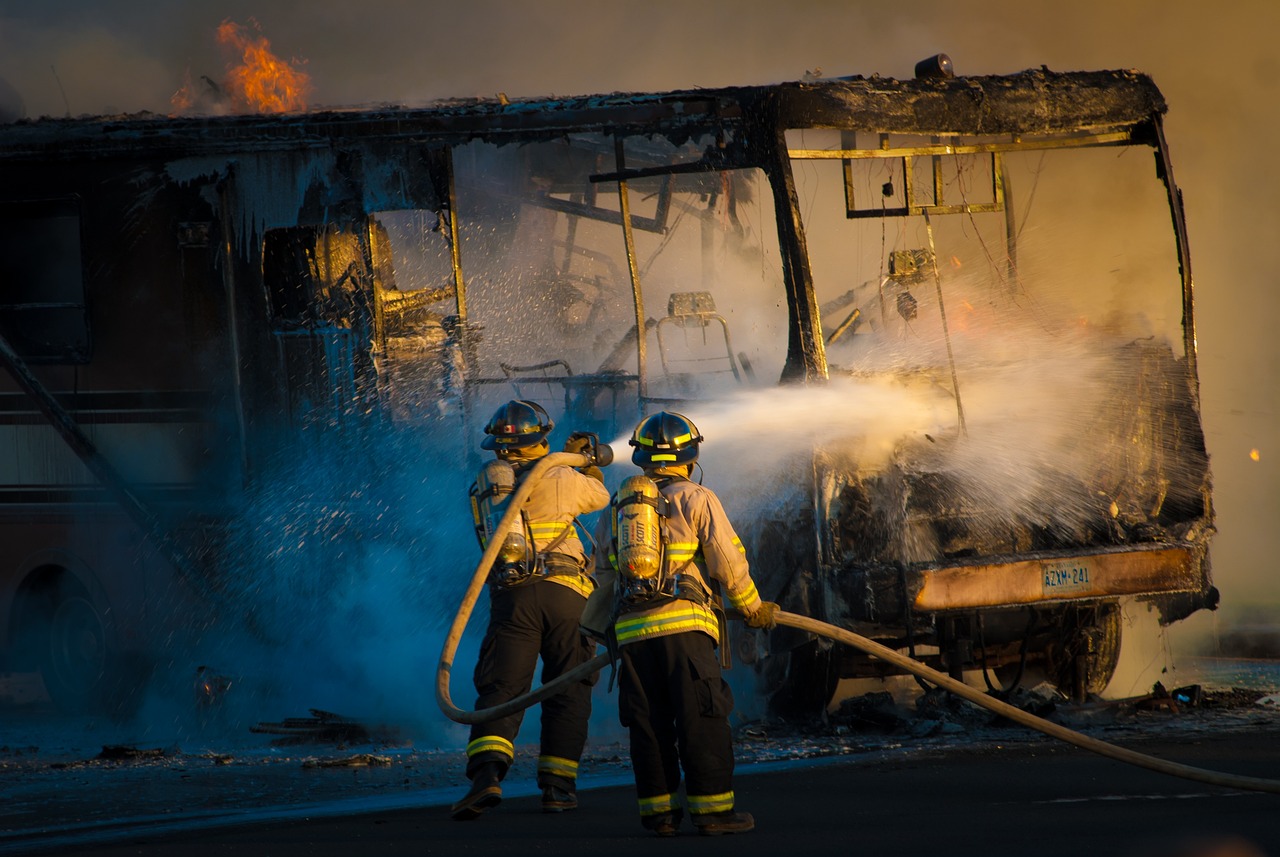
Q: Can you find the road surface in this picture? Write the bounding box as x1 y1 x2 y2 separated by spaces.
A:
4 712 1277 856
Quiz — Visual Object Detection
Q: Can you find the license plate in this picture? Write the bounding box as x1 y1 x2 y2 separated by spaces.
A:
1041 559 1093 596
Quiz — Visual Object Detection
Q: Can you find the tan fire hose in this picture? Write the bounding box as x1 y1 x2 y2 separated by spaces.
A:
437 454 1280 794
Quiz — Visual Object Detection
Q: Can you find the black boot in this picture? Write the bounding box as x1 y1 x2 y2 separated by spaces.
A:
541 783 578 813
450 762 504 821
692 810 755 835
641 808 684 837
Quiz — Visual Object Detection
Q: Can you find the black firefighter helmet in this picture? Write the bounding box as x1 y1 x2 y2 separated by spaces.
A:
481 399 554 451
630 411 703 467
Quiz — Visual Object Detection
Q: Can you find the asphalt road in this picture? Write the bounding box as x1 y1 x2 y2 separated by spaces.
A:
26 723 1280 857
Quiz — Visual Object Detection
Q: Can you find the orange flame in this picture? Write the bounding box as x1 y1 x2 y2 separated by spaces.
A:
216 19 311 114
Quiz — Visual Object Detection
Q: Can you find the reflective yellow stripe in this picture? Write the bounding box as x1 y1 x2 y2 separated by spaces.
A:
537 755 579 779
529 521 570 536
665 540 697 563
616 603 719 644
639 793 680 816
732 536 746 555
635 435 655 447
651 453 677 461
726 579 760 610
544 573 594 598
688 791 734 814
466 735 514 760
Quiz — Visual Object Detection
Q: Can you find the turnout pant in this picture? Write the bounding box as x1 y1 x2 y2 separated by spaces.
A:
467 580 596 789
617 631 737 819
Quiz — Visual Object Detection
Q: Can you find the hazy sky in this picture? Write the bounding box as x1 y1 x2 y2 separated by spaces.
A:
1 0 1275 619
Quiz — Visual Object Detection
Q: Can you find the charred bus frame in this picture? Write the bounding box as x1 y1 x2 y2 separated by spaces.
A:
0 64 1213 712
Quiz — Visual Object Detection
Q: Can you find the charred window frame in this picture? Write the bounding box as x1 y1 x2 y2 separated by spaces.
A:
0 197 91 363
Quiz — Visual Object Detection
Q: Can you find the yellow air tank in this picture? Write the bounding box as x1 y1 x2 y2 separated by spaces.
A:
470 459 532 581
616 474 664 600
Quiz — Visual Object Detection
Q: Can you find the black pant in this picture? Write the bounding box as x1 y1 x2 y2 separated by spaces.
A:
617 631 736 816
467 580 596 788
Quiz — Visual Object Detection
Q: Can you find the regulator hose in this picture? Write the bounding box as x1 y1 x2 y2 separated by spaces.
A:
435 451 611 725
436 457 1280 793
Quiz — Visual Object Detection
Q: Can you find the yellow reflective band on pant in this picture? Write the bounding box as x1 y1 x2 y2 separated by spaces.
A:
638 793 680 816
615 602 719 644
727 579 760 611
537 755 579 779
466 735 514 760
688 791 734 815
544 573 594 598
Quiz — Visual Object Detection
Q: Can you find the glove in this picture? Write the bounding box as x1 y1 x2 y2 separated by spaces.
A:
563 433 591 455
742 601 779 630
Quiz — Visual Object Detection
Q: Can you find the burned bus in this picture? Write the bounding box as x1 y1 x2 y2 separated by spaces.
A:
0 58 1214 714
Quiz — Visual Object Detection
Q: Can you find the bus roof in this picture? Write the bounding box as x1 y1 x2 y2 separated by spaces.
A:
0 67 1166 162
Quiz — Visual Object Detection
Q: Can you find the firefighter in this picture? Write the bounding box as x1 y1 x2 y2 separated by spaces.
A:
581 411 779 837
452 399 611 821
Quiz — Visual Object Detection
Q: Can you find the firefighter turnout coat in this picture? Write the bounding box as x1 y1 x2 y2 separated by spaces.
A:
581 476 763 642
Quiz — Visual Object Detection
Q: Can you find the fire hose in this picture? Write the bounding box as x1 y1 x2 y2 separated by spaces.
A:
436 452 1280 795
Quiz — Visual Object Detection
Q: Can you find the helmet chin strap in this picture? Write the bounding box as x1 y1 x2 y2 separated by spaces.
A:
497 439 550 461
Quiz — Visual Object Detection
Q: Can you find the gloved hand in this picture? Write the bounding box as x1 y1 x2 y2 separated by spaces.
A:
742 601 780 630
563 433 591 455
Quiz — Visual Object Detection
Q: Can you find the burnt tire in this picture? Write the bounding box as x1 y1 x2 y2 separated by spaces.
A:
40 586 145 718
766 639 838 720
1044 603 1123 700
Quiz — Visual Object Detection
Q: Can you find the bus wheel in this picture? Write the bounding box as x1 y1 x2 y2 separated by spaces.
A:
41 590 111 714
1045 603 1123 702
766 639 838 721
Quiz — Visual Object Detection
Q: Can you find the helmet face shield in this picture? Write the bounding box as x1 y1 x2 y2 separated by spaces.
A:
630 411 702 466
482 400 554 451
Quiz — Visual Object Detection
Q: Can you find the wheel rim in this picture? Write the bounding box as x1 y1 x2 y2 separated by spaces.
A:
48 595 107 696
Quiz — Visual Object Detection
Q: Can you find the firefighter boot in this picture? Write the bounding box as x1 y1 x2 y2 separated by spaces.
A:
451 762 504 821
692 810 755 836
641 808 684 837
541 783 578 813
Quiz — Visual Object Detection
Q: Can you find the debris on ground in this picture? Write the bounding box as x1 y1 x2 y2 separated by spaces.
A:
250 709 404 747
746 682 1280 754
831 691 908 733
96 745 171 761
301 753 393 769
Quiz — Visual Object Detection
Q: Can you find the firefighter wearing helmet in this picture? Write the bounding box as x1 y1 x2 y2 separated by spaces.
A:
452 399 611 821
581 411 779 837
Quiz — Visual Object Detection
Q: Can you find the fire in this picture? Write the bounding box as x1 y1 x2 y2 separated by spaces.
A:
171 19 311 115
217 19 311 113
